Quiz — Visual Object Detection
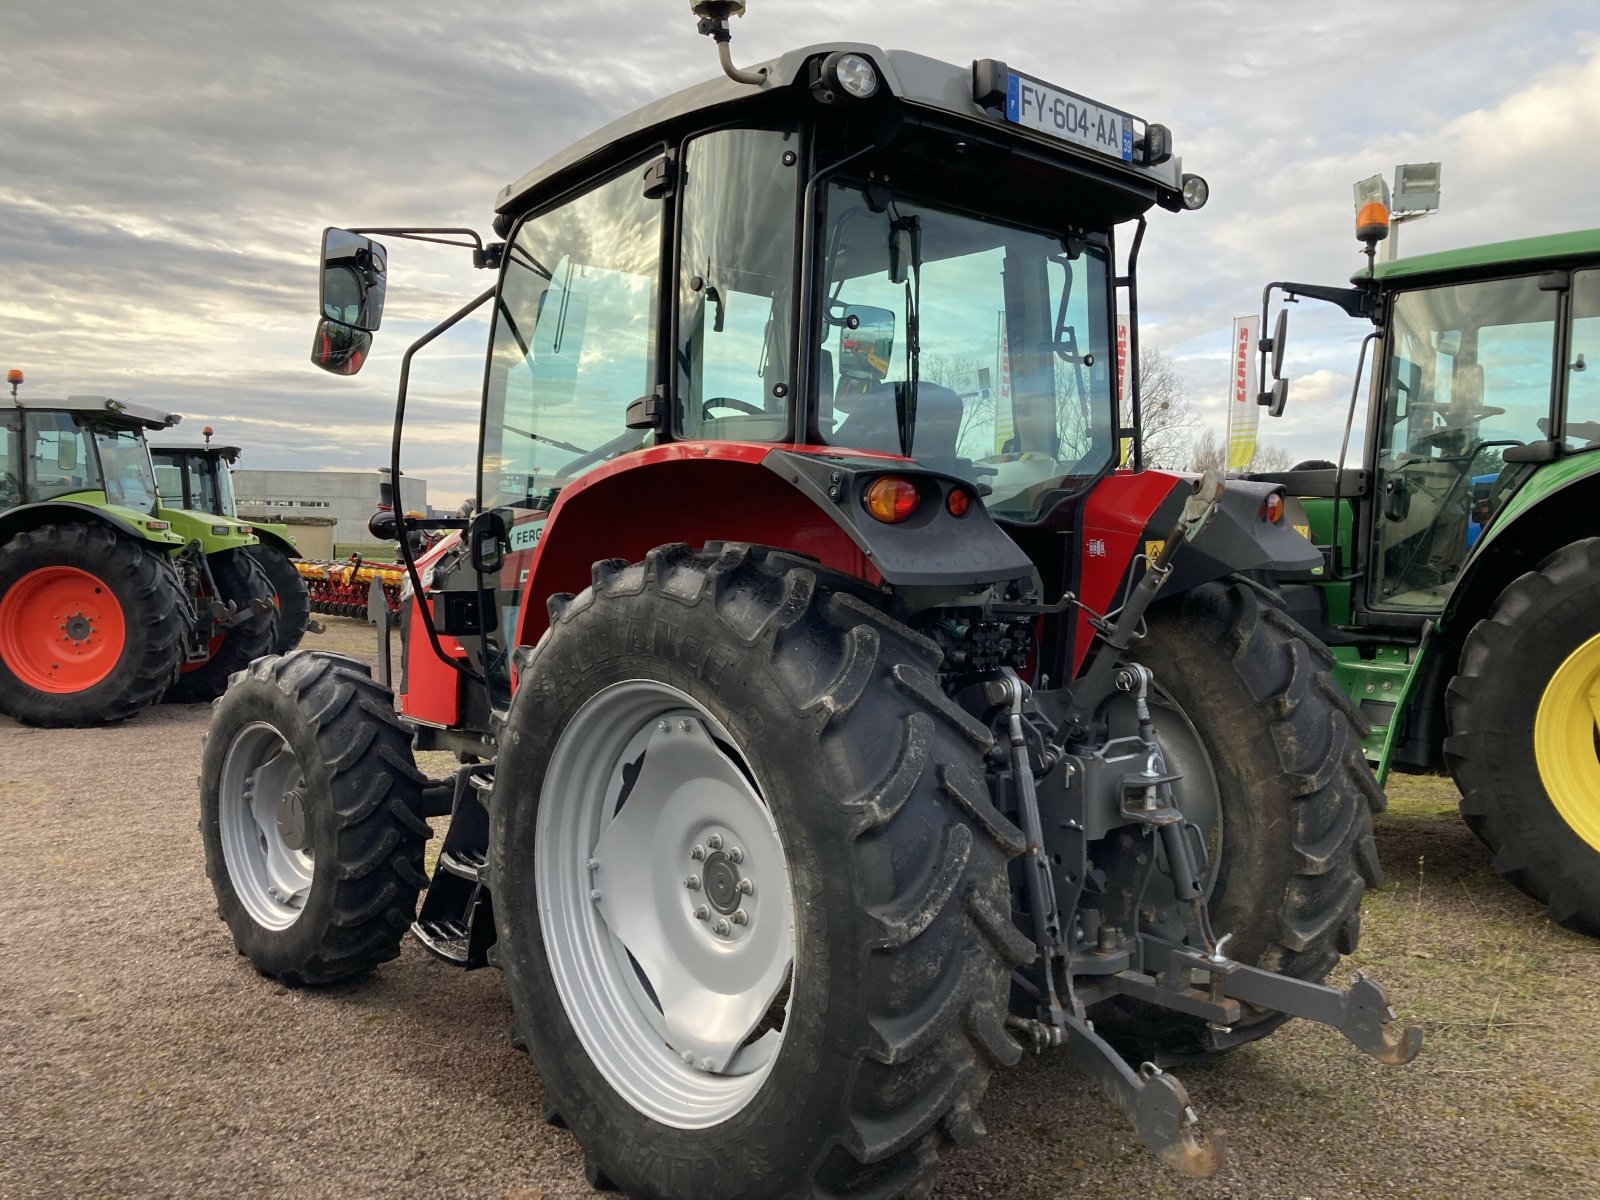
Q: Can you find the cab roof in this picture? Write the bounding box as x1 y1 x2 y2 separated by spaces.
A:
496 43 1188 222
1370 227 1600 284
10 395 180 430
149 443 242 460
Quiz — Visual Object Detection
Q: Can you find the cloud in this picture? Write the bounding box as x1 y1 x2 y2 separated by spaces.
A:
3 1 1596 502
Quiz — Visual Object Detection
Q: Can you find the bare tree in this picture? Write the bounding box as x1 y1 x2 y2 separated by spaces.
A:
1187 426 1294 474
1118 346 1196 469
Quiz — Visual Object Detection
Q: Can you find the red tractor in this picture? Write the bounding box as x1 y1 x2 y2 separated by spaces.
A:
200 8 1418 1195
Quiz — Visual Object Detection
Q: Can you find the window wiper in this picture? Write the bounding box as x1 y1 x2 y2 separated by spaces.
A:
504 423 589 457
891 214 922 455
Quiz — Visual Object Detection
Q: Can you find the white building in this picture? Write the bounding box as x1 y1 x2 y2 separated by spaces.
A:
231 469 428 546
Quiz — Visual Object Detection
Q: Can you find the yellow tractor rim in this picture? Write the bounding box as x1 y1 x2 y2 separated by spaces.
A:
1534 632 1600 854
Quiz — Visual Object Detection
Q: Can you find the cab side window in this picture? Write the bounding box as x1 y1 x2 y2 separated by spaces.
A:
482 163 664 509
0 412 19 506
23 412 100 502
1567 270 1599 451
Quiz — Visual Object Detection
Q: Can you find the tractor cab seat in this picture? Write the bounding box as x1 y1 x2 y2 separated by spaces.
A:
832 380 963 461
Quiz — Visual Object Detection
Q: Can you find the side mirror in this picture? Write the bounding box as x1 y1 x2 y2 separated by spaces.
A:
1264 377 1289 418
838 305 896 383
1269 308 1288 379
319 228 388 332
311 318 373 376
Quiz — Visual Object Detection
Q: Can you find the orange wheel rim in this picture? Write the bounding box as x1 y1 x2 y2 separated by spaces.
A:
0 566 127 692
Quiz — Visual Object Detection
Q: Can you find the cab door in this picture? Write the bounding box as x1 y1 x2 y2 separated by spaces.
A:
473 160 667 706
1370 275 1560 611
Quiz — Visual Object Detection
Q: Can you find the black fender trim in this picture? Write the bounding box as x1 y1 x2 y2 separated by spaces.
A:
0 500 165 547
1163 479 1323 594
761 449 1040 608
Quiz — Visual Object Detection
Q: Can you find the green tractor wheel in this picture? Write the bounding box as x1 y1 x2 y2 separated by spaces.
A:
245 544 312 654
1446 538 1600 935
0 522 188 727
164 549 279 703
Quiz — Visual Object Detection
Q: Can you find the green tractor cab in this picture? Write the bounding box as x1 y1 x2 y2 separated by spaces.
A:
0 392 276 723
150 436 313 653
1256 224 1600 933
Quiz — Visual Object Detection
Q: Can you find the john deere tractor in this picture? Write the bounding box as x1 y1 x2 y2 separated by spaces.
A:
199 8 1420 1195
1254 211 1600 935
150 434 313 654
0 387 276 724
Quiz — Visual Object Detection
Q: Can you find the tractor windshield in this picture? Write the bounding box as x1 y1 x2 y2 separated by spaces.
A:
94 427 160 516
817 183 1116 520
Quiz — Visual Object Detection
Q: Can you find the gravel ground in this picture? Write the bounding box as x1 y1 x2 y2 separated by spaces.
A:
3 617 1599 1199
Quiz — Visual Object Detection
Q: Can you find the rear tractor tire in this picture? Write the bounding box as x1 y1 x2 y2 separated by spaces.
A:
199 652 429 984
246 544 313 654
1097 577 1384 1062
491 543 1029 1200
0 522 188 727
165 548 279 703
1445 538 1600 935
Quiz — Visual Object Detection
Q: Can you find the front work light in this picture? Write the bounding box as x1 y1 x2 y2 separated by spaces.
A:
1180 174 1209 211
818 51 879 102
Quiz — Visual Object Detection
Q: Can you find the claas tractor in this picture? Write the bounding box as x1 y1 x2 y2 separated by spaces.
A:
199 8 1419 1195
1252 204 1600 935
0 388 276 724
150 431 314 654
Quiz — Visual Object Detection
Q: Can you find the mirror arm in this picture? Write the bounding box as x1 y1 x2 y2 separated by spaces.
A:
351 227 503 268
391 285 496 688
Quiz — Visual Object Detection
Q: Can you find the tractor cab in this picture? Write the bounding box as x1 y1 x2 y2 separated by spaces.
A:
150 441 242 520
3 395 181 526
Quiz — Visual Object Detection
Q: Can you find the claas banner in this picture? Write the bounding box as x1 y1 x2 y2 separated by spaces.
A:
1227 315 1260 470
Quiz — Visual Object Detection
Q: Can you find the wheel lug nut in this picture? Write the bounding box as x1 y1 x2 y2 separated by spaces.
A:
684 876 701 890
728 847 743 863
680 719 693 732
590 889 602 902
657 721 669 732
707 834 723 850
694 905 710 921
689 845 706 861
712 919 730 936
731 909 748 925
736 878 753 895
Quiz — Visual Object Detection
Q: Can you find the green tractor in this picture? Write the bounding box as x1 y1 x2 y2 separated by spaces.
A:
150 432 313 654
1257 219 1600 933
0 385 277 724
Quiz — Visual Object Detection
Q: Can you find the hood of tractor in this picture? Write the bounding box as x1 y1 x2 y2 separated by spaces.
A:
156 505 258 552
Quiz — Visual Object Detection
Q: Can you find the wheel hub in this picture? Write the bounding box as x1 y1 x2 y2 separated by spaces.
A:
699 849 743 914
62 613 92 643
277 786 309 851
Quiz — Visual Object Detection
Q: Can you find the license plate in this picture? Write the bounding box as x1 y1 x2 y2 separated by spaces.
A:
1004 72 1134 163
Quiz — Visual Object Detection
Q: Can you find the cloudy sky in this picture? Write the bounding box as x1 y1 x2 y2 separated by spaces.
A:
5 0 1597 504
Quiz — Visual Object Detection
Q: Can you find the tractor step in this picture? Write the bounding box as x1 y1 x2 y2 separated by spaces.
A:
409 763 497 969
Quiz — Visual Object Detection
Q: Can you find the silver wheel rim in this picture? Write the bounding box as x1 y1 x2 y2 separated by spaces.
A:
537 680 796 1129
219 721 314 930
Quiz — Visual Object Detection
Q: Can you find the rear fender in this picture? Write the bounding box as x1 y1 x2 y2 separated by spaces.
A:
0 499 186 550
512 443 1039 650
1072 472 1320 672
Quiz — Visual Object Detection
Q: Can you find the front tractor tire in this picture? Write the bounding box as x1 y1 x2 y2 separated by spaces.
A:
165 548 278 703
0 522 188 727
245 544 313 654
1446 538 1600 935
491 544 1030 1200
199 652 429 985
1102 578 1384 1062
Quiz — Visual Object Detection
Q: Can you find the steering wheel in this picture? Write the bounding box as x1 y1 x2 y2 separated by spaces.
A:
701 397 764 419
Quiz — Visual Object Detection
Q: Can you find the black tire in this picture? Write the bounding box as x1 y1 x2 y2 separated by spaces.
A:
164 548 278 703
246 544 312 654
199 651 430 984
1445 538 1600 935
491 543 1030 1200
0 522 188 727
1098 577 1384 1062
1291 459 1338 471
